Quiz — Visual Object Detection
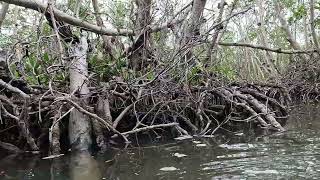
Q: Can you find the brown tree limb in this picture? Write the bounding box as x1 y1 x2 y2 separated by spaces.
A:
275 2 307 61
217 42 318 54
47 0 64 59
234 92 285 131
206 6 251 34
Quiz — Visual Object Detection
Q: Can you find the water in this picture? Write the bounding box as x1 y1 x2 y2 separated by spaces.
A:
1 104 320 179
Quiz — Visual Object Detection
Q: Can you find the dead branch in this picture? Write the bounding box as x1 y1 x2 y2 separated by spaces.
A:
217 42 318 54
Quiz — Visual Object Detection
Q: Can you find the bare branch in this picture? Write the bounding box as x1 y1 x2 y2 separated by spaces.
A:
113 104 133 128
0 79 29 99
217 42 318 54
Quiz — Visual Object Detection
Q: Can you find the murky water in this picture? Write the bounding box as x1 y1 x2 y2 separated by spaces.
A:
1 104 320 180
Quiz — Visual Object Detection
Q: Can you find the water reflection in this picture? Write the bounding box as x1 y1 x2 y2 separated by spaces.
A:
69 152 101 180
1 104 320 179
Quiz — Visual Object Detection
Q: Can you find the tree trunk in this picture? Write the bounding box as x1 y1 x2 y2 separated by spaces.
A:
310 0 320 54
0 2 9 29
275 2 307 61
181 0 206 61
93 91 113 151
129 0 153 72
205 0 225 65
185 0 207 42
257 0 279 76
92 0 118 59
69 32 92 151
49 108 61 155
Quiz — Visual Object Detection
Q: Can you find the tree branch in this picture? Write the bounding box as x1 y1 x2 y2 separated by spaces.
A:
0 79 29 99
0 0 183 36
217 42 318 54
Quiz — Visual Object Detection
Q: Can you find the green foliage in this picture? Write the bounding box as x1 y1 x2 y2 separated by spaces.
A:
247 31 258 41
270 27 290 49
42 23 54 36
188 64 203 84
221 30 236 42
24 53 49 85
0 34 12 47
213 62 236 81
288 4 307 24
315 1 320 10
280 0 295 8
89 52 127 81
109 1 129 28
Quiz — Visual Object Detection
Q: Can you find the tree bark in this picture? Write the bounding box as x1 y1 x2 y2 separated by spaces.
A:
0 2 9 29
129 0 153 71
180 0 206 63
69 32 92 151
205 0 225 65
92 0 118 59
49 110 61 155
93 91 113 151
182 0 207 46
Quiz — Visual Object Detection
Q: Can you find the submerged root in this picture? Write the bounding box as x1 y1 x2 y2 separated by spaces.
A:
0 78 290 152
